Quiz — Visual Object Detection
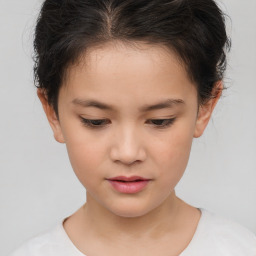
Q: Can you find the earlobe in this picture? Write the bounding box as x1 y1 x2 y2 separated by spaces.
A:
193 81 223 138
37 89 65 143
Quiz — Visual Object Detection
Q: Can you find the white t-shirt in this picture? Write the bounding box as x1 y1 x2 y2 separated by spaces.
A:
10 208 256 256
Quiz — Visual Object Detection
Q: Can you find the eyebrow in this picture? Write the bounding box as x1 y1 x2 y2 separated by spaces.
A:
72 98 185 112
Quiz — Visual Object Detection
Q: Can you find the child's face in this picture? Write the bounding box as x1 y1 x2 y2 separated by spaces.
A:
40 42 218 217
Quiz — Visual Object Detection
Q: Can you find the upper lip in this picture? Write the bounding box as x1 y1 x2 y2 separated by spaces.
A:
107 176 151 181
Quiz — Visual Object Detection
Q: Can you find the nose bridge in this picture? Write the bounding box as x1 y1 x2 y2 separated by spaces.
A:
110 121 146 164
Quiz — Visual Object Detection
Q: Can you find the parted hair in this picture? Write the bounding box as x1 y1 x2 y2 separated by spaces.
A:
34 0 231 116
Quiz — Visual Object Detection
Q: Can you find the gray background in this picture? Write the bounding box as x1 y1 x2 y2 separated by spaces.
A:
1 0 255 255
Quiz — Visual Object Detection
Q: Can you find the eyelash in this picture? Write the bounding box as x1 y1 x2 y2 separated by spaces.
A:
80 117 176 129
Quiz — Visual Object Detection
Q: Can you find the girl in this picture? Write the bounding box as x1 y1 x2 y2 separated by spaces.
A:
11 0 256 255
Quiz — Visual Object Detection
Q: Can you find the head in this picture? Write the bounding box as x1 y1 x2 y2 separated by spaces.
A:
35 0 230 217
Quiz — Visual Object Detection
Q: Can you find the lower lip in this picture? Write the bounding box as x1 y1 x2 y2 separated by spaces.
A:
107 180 150 194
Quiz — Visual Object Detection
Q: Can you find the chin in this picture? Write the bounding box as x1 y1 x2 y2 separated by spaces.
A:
106 200 158 218
111 208 150 218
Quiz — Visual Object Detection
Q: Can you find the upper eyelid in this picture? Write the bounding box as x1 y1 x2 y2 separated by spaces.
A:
80 117 176 125
80 117 175 121
81 118 109 124
147 118 175 121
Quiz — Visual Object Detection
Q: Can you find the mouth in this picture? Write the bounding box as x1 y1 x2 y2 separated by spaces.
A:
107 176 151 182
106 176 152 194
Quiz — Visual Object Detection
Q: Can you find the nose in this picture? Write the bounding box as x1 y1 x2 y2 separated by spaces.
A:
110 124 146 165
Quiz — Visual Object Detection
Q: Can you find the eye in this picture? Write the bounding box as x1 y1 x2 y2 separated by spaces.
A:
80 117 176 129
147 118 176 128
80 118 110 128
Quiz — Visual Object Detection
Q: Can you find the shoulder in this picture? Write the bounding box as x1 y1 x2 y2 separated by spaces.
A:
184 208 256 255
202 209 256 240
9 221 80 256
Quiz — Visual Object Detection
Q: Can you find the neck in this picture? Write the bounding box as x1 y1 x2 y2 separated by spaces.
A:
82 190 182 241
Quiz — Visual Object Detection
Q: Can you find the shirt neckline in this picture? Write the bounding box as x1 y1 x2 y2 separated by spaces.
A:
179 207 206 255
58 207 206 256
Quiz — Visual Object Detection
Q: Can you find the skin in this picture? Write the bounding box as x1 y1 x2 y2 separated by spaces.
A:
38 41 222 255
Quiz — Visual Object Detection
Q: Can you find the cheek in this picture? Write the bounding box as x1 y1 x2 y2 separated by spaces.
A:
64 130 105 186
153 124 194 179
160 128 193 158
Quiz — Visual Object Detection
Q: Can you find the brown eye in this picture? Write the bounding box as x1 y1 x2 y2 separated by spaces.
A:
148 118 176 128
80 118 110 128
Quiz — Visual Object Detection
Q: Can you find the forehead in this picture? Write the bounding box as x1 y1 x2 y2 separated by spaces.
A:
61 41 196 105
66 41 188 80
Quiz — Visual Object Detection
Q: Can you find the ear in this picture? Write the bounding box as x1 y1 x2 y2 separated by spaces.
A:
193 81 223 138
37 89 65 143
